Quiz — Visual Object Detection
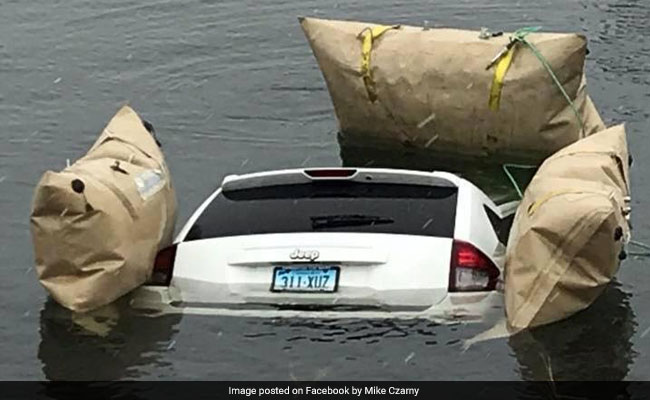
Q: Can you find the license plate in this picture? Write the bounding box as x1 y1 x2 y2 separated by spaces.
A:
271 266 339 293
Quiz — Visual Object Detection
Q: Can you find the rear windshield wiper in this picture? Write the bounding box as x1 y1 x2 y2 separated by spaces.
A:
311 214 394 229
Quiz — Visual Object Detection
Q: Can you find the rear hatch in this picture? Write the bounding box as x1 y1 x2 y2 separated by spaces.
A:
172 172 458 310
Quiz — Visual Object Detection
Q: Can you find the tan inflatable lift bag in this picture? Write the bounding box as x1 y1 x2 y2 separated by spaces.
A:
505 125 630 331
30 106 177 312
300 17 605 162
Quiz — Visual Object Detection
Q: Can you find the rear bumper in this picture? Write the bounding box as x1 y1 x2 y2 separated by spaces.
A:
167 277 449 310
129 286 504 323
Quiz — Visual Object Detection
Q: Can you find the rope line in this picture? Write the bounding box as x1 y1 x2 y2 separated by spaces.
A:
510 27 586 135
502 163 537 199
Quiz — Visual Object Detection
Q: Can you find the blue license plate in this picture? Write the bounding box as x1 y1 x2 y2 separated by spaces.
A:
271 266 340 293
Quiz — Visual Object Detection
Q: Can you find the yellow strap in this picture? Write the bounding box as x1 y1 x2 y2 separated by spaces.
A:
527 189 583 216
358 25 399 102
488 45 516 111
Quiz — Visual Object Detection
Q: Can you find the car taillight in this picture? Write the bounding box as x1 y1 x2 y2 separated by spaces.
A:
449 240 500 292
147 244 177 286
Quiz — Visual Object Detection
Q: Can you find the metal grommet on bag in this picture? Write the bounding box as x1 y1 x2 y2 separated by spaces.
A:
71 179 85 194
614 226 624 241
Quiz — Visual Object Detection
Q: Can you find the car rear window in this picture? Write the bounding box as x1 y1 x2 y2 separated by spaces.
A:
184 181 457 241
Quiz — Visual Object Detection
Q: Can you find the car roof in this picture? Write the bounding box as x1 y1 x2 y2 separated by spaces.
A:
220 167 463 192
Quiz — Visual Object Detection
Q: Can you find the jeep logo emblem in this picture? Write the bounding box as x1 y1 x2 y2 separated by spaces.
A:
289 249 320 262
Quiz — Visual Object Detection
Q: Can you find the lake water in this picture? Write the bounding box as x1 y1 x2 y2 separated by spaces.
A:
1 0 649 381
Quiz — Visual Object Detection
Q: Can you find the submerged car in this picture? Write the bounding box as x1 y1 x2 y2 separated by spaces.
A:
131 168 518 322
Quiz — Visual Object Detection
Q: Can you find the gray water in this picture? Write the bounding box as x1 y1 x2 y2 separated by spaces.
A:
1 0 649 381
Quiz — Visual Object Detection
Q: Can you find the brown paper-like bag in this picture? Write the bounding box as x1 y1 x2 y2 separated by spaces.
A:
30 106 177 313
534 124 630 196
300 17 605 163
505 126 630 331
